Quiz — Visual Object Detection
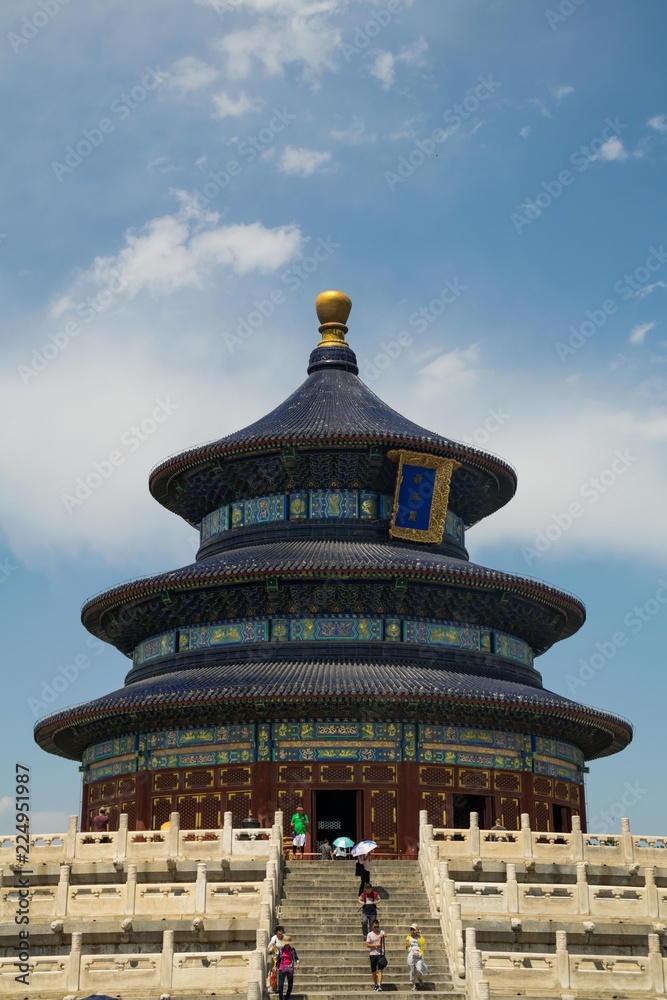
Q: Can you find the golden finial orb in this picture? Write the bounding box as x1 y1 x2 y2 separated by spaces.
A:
316 290 352 346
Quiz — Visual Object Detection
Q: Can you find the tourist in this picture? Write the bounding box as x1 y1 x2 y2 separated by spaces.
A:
333 843 348 860
268 925 286 994
320 838 334 861
92 807 111 842
359 882 381 940
365 918 386 992
276 935 300 1000
290 805 309 860
489 819 508 842
405 923 428 991
357 850 371 893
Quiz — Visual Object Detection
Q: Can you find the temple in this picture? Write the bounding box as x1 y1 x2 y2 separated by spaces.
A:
34 290 632 849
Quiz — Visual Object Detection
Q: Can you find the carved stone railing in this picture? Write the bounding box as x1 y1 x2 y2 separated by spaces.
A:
419 811 667 999
0 809 284 866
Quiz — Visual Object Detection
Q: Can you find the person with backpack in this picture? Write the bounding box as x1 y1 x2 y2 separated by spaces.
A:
276 935 300 1000
356 850 371 893
358 882 381 940
365 918 387 992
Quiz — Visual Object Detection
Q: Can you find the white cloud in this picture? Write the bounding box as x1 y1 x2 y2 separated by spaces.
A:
332 117 377 145
50 198 303 311
416 345 481 397
168 56 221 92
370 39 428 90
628 321 655 345
211 90 263 118
647 114 667 133
597 136 628 161
214 0 344 81
636 281 666 299
551 85 575 102
370 50 395 90
398 37 428 65
527 97 551 118
279 145 332 176
519 126 531 139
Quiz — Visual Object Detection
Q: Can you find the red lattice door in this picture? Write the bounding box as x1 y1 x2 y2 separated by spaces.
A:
499 797 521 831
534 800 551 831
227 791 253 827
370 789 397 853
422 791 447 828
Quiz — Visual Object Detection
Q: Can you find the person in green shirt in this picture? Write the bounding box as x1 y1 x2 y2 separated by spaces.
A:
290 805 309 859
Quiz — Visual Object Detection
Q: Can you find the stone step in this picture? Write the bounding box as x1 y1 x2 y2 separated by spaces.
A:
277 990 463 999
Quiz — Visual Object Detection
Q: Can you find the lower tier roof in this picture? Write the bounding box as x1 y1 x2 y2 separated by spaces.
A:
34 657 631 761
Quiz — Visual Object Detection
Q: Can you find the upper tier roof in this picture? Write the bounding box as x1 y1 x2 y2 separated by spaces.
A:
149 298 517 527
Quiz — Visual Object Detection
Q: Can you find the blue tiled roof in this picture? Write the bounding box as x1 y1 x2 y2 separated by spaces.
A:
149 367 517 521
33 657 632 761
81 539 585 653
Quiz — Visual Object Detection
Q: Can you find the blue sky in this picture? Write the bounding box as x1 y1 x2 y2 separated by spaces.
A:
1 0 666 834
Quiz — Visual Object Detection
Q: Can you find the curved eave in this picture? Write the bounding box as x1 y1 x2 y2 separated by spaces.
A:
149 436 517 529
80 542 585 654
33 661 632 762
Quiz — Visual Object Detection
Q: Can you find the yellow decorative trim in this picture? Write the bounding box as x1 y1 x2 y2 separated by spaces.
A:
387 450 461 544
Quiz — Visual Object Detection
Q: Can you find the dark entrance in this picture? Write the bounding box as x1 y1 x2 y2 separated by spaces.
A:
314 790 358 853
552 804 571 833
453 794 488 829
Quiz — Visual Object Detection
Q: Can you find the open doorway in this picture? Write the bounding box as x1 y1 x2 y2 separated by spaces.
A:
552 804 571 833
314 790 359 855
452 794 489 829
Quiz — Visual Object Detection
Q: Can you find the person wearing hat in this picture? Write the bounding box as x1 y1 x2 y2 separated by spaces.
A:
405 923 428 991
290 805 309 860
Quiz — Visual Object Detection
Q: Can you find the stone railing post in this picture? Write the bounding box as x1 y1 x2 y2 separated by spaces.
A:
520 814 533 860
644 867 658 918
570 814 584 861
648 933 665 994
115 812 128 861
125 864 137 915
467 946 483 996
469 812 480 856
223 811 233 855
274 810 284 835
256 927 269 953
167 811 180 858
247 975 262 1000
556 929 569 989
195 862 207 913
449 903 465 978
576 863 589 916
66 815 77 861
160 929 174 991
251 946 266 982
476 982 491 1000
621 817 634 862
56 863 71 917
506 863 519 914
439 861 453 912
66 931 82 992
